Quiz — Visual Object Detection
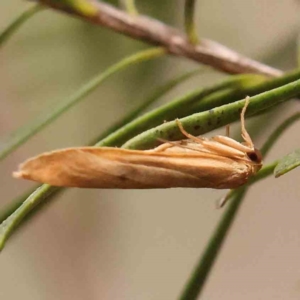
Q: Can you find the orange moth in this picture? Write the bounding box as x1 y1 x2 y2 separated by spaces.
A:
14 97 262 190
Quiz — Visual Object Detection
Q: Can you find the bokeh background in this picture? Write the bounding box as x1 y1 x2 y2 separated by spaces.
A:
1 1 300 299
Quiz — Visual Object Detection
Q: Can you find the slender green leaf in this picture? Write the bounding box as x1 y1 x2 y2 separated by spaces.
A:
0 185 59 250
50 0 98 17
0 68 202 223
91 68 204 144
260 113 300 155
120 0 138 15
274 149 300 178
0 47 165 161
123 77 300 150
0 5 43 47
251 161 278 183
97 74 265 147
0 68 207 250
0 186 39 223
178 94 300 299
184 0 199 45
0 185 63 229
218 112 300 207
179 188 248 300
1 71 300 251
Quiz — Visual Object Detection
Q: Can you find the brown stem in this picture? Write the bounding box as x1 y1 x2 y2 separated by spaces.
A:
38 0 282 77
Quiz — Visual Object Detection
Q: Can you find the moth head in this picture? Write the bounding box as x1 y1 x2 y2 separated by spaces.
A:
247 148 262 164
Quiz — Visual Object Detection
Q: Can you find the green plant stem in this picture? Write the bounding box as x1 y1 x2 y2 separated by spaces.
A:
274 149 300 178
0 69 201 225
184 0 199 45
0 4 43 47
179 187 247 300
260 112 300 155
0 186 40 223
1 70 300 251
225 112 300 201
249 161 278 184
0 185 63 229
0 68 202 250
120 0 138 15
179 160 278 300
96 74 264 147
90 68 202 144
123 77 300 150
178 110 300 299
0 185 59 250
64 0 98 17
0 47 165 161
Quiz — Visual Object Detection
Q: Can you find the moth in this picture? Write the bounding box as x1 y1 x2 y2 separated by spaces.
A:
14 97 262 191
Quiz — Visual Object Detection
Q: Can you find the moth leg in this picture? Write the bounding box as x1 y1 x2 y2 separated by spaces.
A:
176 119 245 157
150 142 175 152
200 139 245 157
153 139 209 154
240 96 254 148
213 136 253 153
175 119 204 143
151 138 189 152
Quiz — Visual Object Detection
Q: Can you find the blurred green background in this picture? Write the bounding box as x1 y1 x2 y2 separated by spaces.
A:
1 1 300 299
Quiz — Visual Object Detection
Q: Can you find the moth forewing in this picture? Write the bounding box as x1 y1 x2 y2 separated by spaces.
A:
14 97 263 189
14 146 258 189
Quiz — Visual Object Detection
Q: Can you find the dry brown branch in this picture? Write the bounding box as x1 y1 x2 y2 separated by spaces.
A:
38 0 282 77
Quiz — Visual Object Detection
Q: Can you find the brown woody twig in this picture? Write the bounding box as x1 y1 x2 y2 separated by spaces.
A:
37 0 282 77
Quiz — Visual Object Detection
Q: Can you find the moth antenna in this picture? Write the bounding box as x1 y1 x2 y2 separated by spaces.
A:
175 119 204 143
240 96 254 148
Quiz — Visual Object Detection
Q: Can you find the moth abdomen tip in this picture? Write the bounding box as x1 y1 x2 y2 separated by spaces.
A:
13 170 26 179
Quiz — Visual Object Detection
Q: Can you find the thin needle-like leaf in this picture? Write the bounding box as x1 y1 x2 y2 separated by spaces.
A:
274 149 300 178
97 74 264 147
1 71 300 251
177 89 300 300
0 47 165 161
223 112 300 203
184 0 199 45
0 68 202 224
0 5 43 47
119 0 138 15
179 187 248 300
0 185 59 250
90 68 204 144
260 113 300 155
0 68 212 250
123 77 300 150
